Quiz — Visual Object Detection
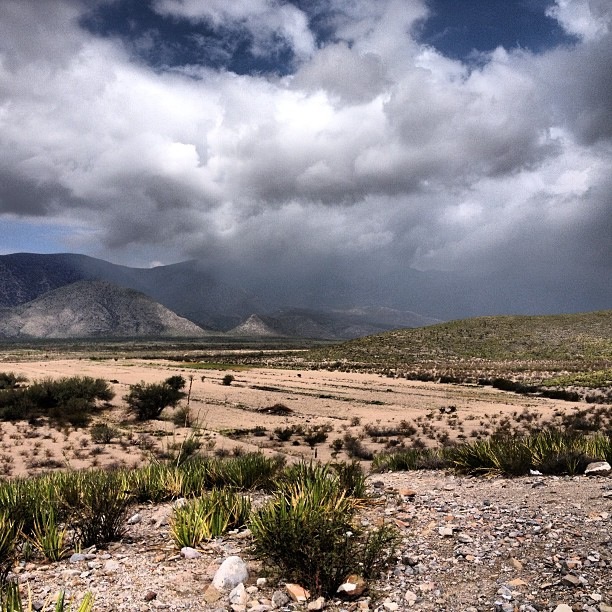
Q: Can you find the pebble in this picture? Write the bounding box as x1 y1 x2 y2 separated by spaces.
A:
14 472 612 611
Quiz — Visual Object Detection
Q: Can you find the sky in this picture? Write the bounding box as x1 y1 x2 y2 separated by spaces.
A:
0 0 611 316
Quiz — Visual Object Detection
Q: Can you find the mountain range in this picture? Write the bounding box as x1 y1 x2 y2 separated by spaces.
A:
0 253 439 339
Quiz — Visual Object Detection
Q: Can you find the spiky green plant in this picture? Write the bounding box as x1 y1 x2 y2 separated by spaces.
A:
170 489 251 548
0 514 19 582
0 584 93 612
57 470 131 547
28 509 68 562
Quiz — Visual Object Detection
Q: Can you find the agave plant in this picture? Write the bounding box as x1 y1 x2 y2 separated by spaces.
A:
28 509 69 562
170 489 251 548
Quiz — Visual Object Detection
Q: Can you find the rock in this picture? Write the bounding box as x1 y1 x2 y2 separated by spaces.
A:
510 558 523 571
103 559 120 572
399 488 417 498
144 592 157 602
438 526 454 537
561 574 581 587
336 575 366 599
286 583 310 603
151 507 170 527
457 533 473 543
599 605 612 612
585 461 611 476
404 589 418 605
69 553 95 563
307 596 326 610
180 547 202 560
256 578 267 588
203 585 222 604
271 590 290 608
553 605 573 612
127 513 142 525
229 583 247 607
212 556 249 591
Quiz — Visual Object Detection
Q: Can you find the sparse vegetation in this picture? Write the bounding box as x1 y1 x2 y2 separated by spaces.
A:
124 376 186 421
0 375 113 426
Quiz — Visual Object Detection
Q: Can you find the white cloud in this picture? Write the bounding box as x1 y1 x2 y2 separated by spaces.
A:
0 0 610 307
152 0 316 60
546 0 610 42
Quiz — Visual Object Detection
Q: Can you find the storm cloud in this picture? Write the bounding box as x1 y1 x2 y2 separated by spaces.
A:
0 0 610 315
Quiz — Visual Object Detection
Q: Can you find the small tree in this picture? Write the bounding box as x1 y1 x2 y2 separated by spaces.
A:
124 376 186 421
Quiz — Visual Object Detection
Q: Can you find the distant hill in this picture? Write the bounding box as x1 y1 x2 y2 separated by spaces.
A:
228 307 441 339
0 253 441 338
0 253 263 331
308 310 612 367
0 280 208 338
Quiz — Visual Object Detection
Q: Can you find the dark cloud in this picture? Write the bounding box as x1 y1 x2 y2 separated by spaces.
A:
0 0 610 316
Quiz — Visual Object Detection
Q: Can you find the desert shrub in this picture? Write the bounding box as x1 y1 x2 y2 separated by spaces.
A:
28 508 69 562
342 433 374 460
274 425 296 442
90 423 118 444
172 405 192 427
0 373 26 390
222 374 235 386
57 470 131 547
250 469 399 596
170 489 251 548
163 433 202 466
0 376 113 426
303 427 328 449
124 376 186 421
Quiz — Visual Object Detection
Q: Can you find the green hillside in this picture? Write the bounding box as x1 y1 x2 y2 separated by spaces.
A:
306 311 612 389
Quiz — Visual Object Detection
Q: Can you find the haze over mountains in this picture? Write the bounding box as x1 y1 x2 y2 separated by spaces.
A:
0 253 439 339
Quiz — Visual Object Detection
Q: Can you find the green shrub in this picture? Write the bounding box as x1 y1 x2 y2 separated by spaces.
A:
124 376 186 421
0 513 19 582
58 471 131 547
331 461 367 498
28 508 68 562
90 423 118 444
0 373 26 390
0 376 113 426
0 584 93 612
170 489 251 548
250 470 398 596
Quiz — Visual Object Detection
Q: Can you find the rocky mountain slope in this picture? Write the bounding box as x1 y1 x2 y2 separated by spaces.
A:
0 253 440 338
0 280 208 338
0 253 262 331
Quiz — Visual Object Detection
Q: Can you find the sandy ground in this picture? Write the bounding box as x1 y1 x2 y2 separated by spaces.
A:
0 358 590 477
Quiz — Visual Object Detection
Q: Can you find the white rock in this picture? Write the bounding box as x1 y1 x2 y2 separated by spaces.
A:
229 583 247 606
553 605 573 612
212 556 249 591
584 461 611 476
127 513 141 525
307 596 325 611
103 560 120 572
180 547 201 559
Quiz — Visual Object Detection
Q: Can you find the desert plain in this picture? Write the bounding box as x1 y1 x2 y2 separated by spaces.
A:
0 354 595 477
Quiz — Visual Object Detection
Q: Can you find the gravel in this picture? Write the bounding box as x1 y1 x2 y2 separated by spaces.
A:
12 471 612 611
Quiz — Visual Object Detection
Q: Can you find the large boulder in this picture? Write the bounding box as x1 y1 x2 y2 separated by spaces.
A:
212 556 249 591
584 461 611 477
